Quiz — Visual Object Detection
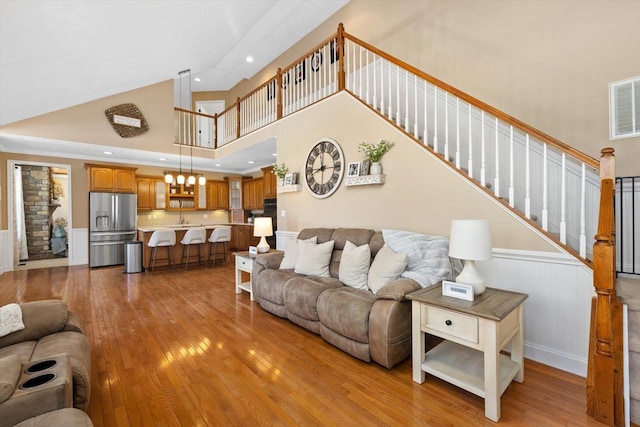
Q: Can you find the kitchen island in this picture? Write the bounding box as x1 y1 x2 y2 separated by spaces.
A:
137 224 259 270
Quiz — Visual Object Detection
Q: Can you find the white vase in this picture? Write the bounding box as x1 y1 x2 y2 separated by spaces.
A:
370 162 382 175
278 177 285 187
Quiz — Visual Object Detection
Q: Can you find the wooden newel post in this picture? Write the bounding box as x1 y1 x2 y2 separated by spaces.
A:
337 23 345 91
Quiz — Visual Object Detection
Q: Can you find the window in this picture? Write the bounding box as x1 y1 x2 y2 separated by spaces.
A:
610 76 640 139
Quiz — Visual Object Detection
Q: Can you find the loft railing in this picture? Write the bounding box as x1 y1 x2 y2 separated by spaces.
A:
587 148 625 426
174 23 601 263
616 175 639 275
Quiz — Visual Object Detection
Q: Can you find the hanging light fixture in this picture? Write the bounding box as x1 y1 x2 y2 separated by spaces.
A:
176 137 185 184
198 175 206 185
164 172 173 184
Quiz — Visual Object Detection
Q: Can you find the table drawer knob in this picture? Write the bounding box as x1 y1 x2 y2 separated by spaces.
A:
445 320 452 326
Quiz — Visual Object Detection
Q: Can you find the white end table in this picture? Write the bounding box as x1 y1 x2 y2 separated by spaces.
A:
233 251 255 301
407 284 528 422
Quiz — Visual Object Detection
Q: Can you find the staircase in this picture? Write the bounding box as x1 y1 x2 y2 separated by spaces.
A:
174 23 634 425
619 278 640 425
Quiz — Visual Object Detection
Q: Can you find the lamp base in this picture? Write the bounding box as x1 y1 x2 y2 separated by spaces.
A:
256 236 270 253
455 260 487 295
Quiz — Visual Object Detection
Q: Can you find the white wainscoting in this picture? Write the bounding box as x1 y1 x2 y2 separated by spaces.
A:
275 230 592 376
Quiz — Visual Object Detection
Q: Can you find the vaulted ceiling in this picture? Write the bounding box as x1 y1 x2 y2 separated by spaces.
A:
0 0 348 172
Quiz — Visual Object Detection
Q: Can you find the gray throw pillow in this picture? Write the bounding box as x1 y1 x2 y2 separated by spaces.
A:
279 236 318 269
368 244 407 294
338 240 371 289
294 240 335 277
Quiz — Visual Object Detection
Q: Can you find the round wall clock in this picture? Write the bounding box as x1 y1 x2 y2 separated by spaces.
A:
304 138 344 198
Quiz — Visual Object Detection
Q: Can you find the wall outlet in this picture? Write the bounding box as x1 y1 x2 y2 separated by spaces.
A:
281 210 286 217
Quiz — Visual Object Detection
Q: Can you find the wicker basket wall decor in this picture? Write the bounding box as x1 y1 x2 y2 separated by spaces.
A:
104 103 149 138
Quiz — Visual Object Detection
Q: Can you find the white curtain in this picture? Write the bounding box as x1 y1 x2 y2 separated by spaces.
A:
13 165 28 262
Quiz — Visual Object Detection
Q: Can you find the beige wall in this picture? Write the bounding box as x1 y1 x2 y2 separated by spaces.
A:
227 0 640 176
238 92 557 253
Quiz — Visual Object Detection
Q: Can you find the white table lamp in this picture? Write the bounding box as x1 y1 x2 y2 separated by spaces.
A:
448 219 493 295
253 217 273 253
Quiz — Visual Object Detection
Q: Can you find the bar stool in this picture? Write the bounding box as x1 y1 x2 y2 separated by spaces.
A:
180 227 206 270
207 226 231 266
147 229 176 272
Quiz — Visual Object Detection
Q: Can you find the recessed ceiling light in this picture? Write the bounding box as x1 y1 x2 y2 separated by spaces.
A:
272 153 277 156
159 157 167 161
194 77 201 82
246 56 254 63
103 151 112 155
215 163 222 167
248 160 255 164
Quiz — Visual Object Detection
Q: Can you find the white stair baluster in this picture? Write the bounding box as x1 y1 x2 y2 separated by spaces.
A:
455 98 460 169
525 134 531 219
480 111 486 187
444 92 449 161
433 87 438 153
468 104 473 179
388 61 392 120
423 80 428 145
396 65 401 126
365 50 370 104
509 126 515 208
560 153 567 244
414 75 418 138
404 70 409 131
359 47 363 100
580 163 587 257
380 59 385 116
494 117 500 198
373 53 377 110
542 144 548 230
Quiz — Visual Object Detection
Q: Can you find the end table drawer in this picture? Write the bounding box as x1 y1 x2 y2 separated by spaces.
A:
423 305 478 343
236 256 253 272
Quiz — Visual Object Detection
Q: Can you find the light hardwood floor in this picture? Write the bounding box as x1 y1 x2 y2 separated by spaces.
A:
0 264 605 426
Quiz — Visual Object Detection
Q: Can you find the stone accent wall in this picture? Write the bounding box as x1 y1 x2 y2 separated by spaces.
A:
21 165 53 260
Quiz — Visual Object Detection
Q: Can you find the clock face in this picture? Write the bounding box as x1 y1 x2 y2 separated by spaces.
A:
304 138 344 198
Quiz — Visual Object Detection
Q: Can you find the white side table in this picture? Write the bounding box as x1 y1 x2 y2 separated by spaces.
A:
234 251 255 301
407 284 528 422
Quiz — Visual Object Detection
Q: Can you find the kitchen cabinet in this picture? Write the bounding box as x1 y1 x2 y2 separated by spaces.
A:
242 178 264 210
207 181 229 210
262 166 277 198
136 176 167 210
230 224 259 250
228 177 243 210
136 177 154 210
86 164 137 193
166 183 198 210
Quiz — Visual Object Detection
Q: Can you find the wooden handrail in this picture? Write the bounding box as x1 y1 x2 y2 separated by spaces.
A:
342 30 600 170
174 107 216 120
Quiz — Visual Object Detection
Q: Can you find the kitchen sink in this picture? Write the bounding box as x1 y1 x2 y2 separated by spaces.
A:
166 223 203 228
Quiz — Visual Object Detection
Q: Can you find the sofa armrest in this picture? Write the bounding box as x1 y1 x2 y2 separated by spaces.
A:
61 311 85 335
255 252 284 270
0 301 68 349
374 278 421 302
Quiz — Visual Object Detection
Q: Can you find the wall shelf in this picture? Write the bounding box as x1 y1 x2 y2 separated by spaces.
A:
344 174 385 187
277 184 302 194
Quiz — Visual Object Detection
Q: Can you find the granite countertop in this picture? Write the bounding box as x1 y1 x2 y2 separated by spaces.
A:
137 223 254 232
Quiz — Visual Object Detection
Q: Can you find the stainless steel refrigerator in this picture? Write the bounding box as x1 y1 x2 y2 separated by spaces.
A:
89 192 137 268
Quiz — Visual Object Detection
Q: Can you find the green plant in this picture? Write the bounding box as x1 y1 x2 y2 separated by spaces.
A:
358 139 395 162
272 163 288 178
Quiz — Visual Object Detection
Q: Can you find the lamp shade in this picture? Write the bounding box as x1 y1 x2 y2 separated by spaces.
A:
253 217 273 253
164 173 174 184
448 219 492 261
253 217 273 237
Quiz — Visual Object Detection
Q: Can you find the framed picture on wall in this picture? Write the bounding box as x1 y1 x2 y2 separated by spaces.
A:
347 162 360 177
284 173 294 186
361 159 370 176
311 51 323 72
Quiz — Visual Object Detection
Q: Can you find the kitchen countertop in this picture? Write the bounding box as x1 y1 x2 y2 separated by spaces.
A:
137 223 254 232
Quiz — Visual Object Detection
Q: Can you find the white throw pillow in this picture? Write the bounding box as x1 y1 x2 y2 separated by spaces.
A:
339 240 371 289
368 244 408 294
0 303 25 337
279 236 318 269
294 240 335 277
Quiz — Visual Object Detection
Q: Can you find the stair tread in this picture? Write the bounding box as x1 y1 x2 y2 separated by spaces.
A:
619 277 640 310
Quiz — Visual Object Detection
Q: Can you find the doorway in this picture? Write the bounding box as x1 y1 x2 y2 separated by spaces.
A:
195 100 225 148
8 160 72 270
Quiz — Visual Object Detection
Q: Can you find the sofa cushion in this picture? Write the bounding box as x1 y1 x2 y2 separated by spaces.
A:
297 228 334 243
279 236 317 270
15 408 93 427
0 355 21 403
255 269 301 306
294 240 334 277
338 241 370 289
368 244 407 294
283 276 342 322
328 228 375 278
317 287 377 343
0 303 25 337
0 301 68 349
0 341 37 364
